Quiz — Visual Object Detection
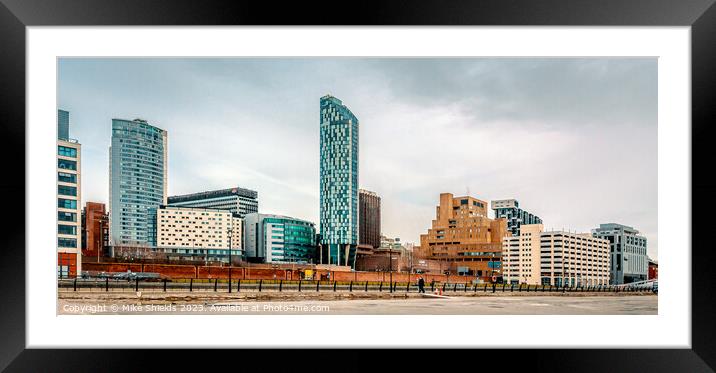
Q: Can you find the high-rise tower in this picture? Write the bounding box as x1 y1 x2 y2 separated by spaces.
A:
109 118 167 247
319 95 359 267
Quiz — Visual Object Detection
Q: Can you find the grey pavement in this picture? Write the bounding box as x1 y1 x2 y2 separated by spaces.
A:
58 295 656 315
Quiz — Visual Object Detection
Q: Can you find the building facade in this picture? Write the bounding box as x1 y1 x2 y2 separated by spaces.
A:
592 223 648 284
243 213 317 264
57 109 81 277
359 189 381 248
416 193 508 281
648 259 658 280
58 109 70 140
491 199 542 236
81 202 108 260
156 205 242 263
167 186 258 218
502 224 610 286
109 118 167 247
319 95 359 267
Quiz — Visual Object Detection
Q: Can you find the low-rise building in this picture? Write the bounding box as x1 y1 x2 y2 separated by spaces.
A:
155 205 242 263
243 213 317 264
648 258 658 280
502 224 610 286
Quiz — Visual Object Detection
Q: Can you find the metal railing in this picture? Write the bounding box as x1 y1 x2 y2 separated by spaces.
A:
58 278 657 294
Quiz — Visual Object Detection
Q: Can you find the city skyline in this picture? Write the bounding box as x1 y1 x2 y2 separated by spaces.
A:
58 57 658 259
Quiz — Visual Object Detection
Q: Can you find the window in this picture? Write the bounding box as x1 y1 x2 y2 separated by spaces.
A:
58 224 76 235
58 198 77 209
58 237 77 248
58 159 76 170
58 146 77 158
58 211 76 222
58 172 76 183
58 185 77 196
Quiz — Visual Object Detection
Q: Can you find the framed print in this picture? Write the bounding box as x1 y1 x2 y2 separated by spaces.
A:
2 0 715 370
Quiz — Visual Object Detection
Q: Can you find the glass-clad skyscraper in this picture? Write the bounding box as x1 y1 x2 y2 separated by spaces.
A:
57 109 70 140
319 95 358 267
109 118 167 247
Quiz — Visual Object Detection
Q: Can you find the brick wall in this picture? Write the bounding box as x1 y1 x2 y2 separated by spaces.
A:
81 261 482 283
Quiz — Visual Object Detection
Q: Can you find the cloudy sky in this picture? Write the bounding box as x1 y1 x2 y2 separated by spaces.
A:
58 58 658 259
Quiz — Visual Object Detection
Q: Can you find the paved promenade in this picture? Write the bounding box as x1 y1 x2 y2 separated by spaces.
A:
58 293 657 315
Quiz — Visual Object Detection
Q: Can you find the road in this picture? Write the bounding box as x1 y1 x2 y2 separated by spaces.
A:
58 294 656 315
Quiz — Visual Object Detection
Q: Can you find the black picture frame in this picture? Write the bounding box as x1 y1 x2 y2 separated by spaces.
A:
2 0 714 371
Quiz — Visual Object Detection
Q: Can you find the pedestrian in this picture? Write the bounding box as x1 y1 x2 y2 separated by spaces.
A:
418 277 425 293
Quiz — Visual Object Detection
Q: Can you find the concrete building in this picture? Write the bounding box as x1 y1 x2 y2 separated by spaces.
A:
57 109 82 277
109 118 167 247
416 193 508 281
502 224 610 286
156 205 242 263
81 202 108 260
244 213 317 264
592 223 648 284
319 94 359 267
359 189 381 249
168 186 258 218
491 199 542 236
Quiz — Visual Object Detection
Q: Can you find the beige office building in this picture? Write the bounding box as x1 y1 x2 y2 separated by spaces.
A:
156 205 242 263
502 224 610 286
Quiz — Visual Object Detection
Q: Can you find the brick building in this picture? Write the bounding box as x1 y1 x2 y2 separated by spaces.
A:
416 193 508 281
82 202 109 260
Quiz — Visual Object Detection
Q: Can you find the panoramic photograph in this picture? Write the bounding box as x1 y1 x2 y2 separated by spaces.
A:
56 57 658 315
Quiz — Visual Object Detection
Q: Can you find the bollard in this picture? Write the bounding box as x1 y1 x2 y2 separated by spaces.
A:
163 278 167 292
135 278 139 292
259 279 263 292
190 278 193 292
442 283 446 293
464 282 468 293
365 281 368 292
502 284 506 292
333 281 337 292
350 281 353 292
316 281 320 292
237 279 241 293
298 280 302 292
511 284 514 292
453 283 457 292
474 284 478 292
431 282 435 292
73 278 77 292
483 284 488 292
214 278 218 292
492 284 496 293
279 280 283 292
380 282 383 292
541 285 545 292
106 278 109 292
406 282 410 293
